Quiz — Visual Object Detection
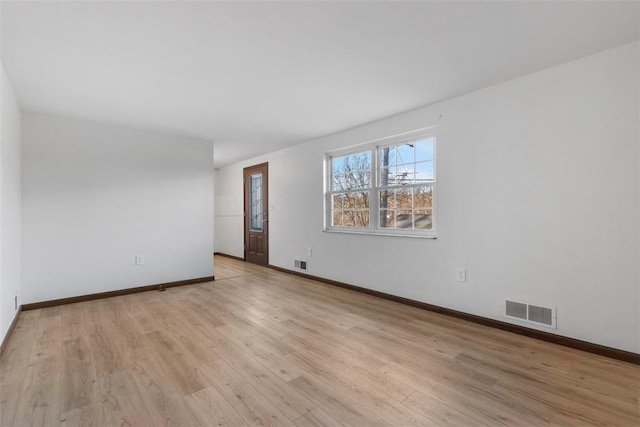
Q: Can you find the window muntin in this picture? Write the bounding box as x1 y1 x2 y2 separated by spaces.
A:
326 130 436 237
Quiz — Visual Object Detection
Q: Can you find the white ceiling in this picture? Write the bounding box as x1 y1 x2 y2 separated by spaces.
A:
2 1 638 167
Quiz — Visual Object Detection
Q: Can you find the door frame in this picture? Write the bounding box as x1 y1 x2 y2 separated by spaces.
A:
243 162 269 266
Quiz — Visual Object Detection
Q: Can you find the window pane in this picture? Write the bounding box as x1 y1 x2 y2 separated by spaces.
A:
332 173 344 191
414 185 433 208
379 189 392 210
332 210 343 227
414 137 434 162
249 173 263 231
378 147 394 168
395 209 413 229
380 209 394 228
383 166 404 186
341 210 369 227
341 191 369 209
380 146 399 168
395 188 412 208
332 151 371 191
333 170 371 191
381 165 412 186
379 188 411 209
395 144 414 165
394 165 411 185
415 209 433 230
415 161 434 183
355 210 370 227
379 166 393 186
381 209 415 229
332 156 345 175
332 193 344 209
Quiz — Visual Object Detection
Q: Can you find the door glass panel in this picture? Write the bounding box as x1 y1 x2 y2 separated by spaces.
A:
249 173 263 231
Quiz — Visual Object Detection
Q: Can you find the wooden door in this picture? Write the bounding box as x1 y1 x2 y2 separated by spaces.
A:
243 163 269 266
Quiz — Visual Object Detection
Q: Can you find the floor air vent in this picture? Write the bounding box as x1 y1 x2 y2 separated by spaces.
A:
294 260 307 270
505 300 556 328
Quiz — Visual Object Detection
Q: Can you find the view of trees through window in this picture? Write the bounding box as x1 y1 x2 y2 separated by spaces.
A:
331 151 371 227
329 135 435 232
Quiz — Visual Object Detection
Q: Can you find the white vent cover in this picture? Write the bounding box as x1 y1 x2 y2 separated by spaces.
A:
505 300 527 320
505 300 556 329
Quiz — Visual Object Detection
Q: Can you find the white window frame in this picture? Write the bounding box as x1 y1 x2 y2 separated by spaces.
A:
324 127 437 238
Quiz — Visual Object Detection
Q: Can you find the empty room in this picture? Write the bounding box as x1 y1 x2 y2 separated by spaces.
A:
1 1 639 426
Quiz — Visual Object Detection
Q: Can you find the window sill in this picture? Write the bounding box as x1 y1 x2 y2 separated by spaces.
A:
323 228 437 239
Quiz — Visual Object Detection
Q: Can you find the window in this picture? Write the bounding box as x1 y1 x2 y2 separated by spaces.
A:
330 150 372 228
325 128 436 237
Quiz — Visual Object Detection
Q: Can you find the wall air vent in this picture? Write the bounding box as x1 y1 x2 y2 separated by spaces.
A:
294 260 307 271
528 305 554 326
505 300 527 320
505 300 556 329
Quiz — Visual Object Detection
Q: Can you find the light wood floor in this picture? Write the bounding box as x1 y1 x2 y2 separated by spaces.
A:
1 256 638 426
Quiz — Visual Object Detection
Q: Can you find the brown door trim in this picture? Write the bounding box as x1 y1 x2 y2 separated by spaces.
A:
243 162 269 266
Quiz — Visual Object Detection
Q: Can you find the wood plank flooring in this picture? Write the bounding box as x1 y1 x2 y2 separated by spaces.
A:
1 255 638 426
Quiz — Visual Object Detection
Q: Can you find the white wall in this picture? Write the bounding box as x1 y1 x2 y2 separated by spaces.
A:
214 168 244 256
0 63 22 344
215 42 640 353
22 113 214 303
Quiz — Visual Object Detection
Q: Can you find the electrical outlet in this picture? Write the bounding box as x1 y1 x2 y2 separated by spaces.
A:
456 268 467 283
135 255 144 266
307 247 312 257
